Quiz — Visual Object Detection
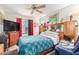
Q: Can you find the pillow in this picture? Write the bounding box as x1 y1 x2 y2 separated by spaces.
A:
40 31 59 45
40 31 58 38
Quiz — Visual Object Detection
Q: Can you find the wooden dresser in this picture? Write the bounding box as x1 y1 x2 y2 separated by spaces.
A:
8 31 19 47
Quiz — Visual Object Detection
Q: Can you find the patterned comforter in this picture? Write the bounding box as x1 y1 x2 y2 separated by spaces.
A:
17 35 54 55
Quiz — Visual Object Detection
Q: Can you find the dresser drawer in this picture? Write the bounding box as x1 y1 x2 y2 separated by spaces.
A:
8 32 19 47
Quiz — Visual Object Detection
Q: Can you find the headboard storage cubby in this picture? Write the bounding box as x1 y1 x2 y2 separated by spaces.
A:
51 15 77 42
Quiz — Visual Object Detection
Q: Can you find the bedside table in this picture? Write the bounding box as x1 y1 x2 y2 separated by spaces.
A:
0 44 4 55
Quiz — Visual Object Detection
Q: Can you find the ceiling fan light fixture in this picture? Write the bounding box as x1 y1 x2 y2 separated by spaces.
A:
27 4 46 14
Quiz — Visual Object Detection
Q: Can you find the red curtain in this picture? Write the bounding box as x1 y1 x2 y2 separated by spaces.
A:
28 20 33 35
16 18 22 36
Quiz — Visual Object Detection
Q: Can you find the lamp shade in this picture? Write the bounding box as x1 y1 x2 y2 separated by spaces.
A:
75 22 78 25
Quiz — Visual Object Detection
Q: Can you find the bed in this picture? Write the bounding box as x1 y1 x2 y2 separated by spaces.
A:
17 31 59 55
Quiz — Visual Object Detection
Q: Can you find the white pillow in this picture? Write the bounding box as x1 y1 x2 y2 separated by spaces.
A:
40 31 59 45
40 31 58 38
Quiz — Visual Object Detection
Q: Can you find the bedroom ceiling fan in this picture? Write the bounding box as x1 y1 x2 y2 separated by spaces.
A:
26 4 46 14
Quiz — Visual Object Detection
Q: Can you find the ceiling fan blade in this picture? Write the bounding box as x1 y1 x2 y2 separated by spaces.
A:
26 8 32 9
36 5 46 9
32 4 35 7
36 9 42 13
32 4 37 7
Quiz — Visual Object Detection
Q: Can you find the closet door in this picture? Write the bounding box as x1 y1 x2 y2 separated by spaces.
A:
28 20 33 35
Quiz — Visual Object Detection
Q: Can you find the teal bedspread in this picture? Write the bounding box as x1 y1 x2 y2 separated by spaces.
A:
17 35 54 55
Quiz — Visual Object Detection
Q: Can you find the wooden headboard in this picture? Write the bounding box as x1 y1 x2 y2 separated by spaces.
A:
51 15 76 40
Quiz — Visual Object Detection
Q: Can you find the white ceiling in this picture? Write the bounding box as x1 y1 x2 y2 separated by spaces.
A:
0 4 71 19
